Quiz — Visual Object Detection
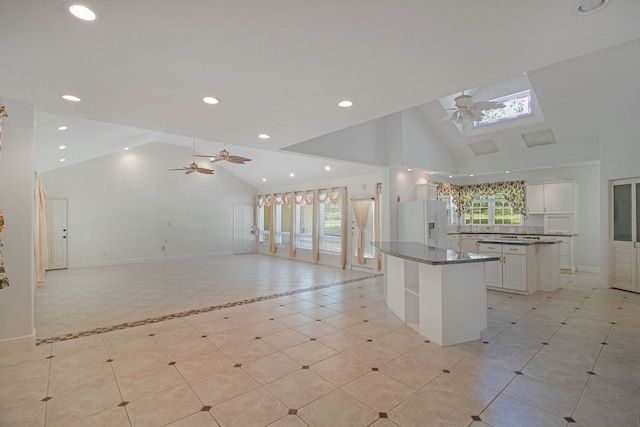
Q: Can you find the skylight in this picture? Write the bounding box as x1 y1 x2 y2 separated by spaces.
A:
474 90 532 127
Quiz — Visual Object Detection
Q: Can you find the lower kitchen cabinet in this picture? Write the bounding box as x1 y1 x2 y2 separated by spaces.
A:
479 243 537 294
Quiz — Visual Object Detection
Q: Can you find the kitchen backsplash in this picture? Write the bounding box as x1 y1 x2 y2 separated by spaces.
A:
457 225 545 234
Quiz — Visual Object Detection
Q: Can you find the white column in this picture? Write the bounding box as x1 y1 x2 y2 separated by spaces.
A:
0 97 35 341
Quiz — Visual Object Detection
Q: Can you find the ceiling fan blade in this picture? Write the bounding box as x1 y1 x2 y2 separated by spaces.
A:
474 101 505 111
193 154 221 159
168 167 188 171
226 156 251 164
196 168 215 174
185 169 195 175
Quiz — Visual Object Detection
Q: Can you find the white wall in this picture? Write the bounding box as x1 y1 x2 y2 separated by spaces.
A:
599 93 640 282
40 142 256 267
400 108 457 173
256 172 383 269
0 98 35 341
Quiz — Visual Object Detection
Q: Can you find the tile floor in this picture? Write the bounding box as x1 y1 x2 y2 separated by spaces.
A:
1 255 639 426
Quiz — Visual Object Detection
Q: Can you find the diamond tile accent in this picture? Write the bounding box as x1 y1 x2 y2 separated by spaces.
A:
169 361 176 365
118 401 129 407
471 415 482 421
234 364 242 368
565 417 577 423
515 371 524 375
201 406 212 412
379 412 388 418
288 409 298 415
106 359 114 363
41 396 52 402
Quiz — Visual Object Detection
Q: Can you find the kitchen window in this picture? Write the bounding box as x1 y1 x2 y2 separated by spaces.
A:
464 194 521 225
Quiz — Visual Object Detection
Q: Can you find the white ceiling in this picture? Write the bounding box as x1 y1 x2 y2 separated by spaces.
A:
2 0 640 186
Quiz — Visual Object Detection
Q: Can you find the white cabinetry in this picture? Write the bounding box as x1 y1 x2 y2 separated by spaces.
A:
460 234 492 254
543 182 575 214
447 234 460 251
527 234 575 273
479 243 537 294
525 185 544 214
525 182 577 215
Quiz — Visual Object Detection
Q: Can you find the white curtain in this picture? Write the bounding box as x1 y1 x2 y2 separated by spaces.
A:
0 100 8 289
34 172 48 283
374 183 382 271
352 198 372 265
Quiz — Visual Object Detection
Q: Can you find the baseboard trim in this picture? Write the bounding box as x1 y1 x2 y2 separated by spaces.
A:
577 266 601 274
0 329 36 344
68 252 235 269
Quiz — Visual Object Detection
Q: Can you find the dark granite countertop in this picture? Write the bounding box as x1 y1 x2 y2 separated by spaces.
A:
372 241 500 265
449 231 577 237
478 238 561 245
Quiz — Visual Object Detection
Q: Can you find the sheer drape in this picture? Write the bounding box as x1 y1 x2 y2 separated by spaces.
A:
352 198 371 265
374 183 382 271
0 100 8 289
34 172 48 283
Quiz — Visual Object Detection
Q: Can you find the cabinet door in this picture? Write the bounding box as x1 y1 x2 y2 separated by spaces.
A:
480 244 502 288
526 185 544 214
503 254 527 291
544 183 574 214
460 239 478 254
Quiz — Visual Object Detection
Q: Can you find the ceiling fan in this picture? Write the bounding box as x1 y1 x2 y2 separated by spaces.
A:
168 138 215 175
441 92 505 124
195 145 252 165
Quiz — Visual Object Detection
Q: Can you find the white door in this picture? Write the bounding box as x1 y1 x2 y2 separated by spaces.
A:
46 198 68 270
234 204 255 254
611 179 639 293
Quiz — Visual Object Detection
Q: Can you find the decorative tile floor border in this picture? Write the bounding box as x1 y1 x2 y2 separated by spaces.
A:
35 273 383 346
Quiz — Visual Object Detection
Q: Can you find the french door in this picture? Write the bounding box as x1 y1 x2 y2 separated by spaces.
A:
234 204 255 254
611 179 640 293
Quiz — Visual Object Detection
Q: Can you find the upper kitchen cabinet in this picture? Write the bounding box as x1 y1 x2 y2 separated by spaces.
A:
525 182 577 215
544 182 576 214
525 184 544 214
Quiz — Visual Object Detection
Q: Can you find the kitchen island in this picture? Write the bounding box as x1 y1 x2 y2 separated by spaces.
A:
372 242 499 346
478 237 561 294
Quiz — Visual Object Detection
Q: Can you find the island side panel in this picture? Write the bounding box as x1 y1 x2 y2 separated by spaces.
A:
385 255 406 321
419 262 487 346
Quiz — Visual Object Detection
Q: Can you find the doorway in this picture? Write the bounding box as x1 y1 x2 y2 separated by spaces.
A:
351 198 375 270
611 178 640 293
234 204 255 254
46 198 68 270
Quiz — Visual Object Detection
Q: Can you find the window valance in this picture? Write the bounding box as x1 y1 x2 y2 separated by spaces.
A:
435 181 526 215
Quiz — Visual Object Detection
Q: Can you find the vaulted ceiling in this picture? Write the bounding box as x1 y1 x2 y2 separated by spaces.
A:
2 0 640 187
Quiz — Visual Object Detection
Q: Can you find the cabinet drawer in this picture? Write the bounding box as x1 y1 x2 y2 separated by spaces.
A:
460 234 477 240
502 245 527 255
479 243 502 254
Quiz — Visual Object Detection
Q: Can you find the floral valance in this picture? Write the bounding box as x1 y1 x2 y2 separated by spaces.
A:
434 180 526 216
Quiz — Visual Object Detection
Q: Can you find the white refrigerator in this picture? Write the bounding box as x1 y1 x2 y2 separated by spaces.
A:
397 200 448 249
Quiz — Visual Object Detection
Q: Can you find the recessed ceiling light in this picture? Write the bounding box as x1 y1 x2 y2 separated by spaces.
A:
62 94 81 102
58 145 66 150
448 175 453 178
338 100 353 108
407 168 412 171
258 134 271 140
67 4 97 21
325 166 331 171
289 173 295 177
262 178 267 182
202 96 220 105
469 174 474 177
429 172 435 175
209 157 215 161
124 147 129 151
59 158 66 162
572 0 609 15
57 126 67 131
505 170 510 174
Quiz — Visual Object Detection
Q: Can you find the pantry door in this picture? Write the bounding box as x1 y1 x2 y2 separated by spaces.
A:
611 179 640 293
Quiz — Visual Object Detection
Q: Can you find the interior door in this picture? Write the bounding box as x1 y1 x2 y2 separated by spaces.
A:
46 198 68 270
611 179 639 292
234 204 255 254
